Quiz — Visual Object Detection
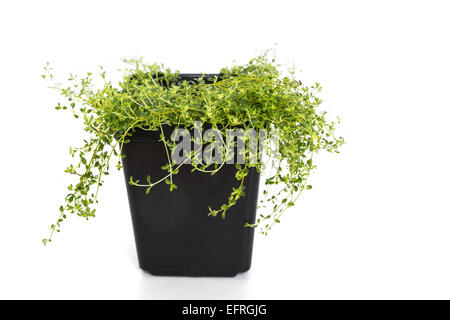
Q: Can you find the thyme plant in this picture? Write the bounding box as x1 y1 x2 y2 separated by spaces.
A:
42 53 344 245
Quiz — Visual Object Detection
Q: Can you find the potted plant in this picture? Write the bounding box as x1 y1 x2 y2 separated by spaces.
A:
42 53 344 276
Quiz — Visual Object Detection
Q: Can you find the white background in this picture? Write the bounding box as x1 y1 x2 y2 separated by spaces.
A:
0 0 449 299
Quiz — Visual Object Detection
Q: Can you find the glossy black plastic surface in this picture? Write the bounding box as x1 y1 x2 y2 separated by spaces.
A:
122 132 260 276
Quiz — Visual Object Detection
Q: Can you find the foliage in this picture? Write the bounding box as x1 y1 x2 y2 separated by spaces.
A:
41 52 344 245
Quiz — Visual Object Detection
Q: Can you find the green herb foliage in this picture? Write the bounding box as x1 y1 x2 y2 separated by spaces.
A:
41 52 344 245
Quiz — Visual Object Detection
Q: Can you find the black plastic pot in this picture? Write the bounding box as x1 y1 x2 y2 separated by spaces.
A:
121 74 260 277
